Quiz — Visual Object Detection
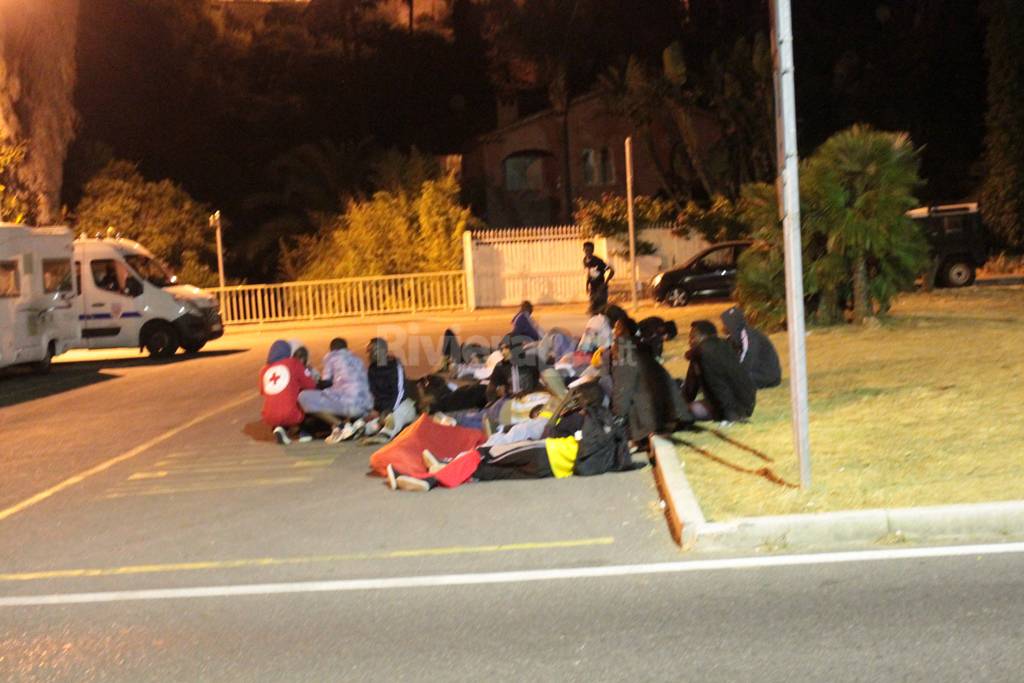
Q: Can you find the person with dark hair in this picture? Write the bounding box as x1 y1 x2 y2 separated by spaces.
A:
611 318 692 441
510 300 543 342
637 316 678 361
298 337 374 442
683 320 756 423
364 338 416 441
583 241 614 314
486 334 540 403
720 306 782 389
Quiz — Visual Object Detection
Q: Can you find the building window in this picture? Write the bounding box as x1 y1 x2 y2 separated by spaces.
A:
0 261 18 298
582 147 615 186
504 153 546 192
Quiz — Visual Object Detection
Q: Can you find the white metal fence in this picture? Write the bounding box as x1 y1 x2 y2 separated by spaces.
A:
209 271 467 325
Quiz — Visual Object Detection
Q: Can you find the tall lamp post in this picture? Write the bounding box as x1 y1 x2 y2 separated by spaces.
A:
771 0 812 488
209 210 226 289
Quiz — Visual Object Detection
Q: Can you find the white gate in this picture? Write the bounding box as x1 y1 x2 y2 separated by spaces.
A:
463 224 708 309
464 226 602 308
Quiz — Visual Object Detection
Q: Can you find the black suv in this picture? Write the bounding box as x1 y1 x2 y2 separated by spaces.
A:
907 203 989 287
651 240 752 306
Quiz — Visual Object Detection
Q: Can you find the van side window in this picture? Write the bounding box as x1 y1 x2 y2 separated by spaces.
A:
75 261 82 296
90 259 142 297
43 259 73 294
0 260 18 298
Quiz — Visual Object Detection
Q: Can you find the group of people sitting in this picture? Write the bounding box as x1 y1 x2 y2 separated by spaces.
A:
259 337 415 446
257 299 781 494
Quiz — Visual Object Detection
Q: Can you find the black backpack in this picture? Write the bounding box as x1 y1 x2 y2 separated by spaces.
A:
574 403 632 476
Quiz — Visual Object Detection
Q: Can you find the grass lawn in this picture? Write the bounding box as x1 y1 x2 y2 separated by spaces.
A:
656 286 1024 521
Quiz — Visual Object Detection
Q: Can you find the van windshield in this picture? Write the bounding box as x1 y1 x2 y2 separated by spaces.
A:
124 254 176 288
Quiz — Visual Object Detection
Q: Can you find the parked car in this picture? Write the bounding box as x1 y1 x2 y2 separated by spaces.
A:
906 203 989 287
651 240 753 307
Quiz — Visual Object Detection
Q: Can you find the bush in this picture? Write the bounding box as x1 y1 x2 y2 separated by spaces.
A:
284 173 477 280
675 194 750 243
573 193 676 255
735 125 929 328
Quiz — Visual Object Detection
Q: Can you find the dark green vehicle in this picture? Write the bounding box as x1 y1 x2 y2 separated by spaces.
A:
907 203 989 288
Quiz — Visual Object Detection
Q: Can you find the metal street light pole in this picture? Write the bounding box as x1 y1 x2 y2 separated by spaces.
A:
209 210 226 289
625 136 639 311
771 0 812 488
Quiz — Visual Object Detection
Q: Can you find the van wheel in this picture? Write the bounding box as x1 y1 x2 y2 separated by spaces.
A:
943 259 976 288
666 288 690 307
31 342 55 374
182 341 206 355
143 322 179 358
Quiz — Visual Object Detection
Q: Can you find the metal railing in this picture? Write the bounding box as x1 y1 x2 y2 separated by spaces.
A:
209 271 467 325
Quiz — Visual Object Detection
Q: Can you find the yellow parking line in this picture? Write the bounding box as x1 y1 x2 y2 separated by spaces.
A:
102 476 314 498
0 537 616 582
0 392 254 523
128 471 168 480
141 460 333 475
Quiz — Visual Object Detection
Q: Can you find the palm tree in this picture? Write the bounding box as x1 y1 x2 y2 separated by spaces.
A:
803 125 926 323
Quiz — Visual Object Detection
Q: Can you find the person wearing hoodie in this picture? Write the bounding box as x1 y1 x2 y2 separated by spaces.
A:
720 306 782 389
610 318 692 442
363 337 417 441
682 320 756 423
510 300 543 342
260 339 317 445
298 337 374 443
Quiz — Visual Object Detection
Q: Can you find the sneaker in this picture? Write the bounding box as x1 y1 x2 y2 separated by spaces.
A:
433 412 457 427
297 432 313 443
396 475 430 492
273 427 291 445
339 418 366 441
422 449 442 473
325 426 346 444
386 464 399 490
363 417 381 436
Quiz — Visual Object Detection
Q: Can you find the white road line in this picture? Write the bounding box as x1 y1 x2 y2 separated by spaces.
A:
3 541 1023 608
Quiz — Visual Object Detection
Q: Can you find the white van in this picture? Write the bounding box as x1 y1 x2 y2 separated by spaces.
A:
0 224 80 373
74 236 223 357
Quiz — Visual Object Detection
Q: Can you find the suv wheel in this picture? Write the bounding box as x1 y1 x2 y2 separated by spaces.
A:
666 288 690 307
943 259 976 288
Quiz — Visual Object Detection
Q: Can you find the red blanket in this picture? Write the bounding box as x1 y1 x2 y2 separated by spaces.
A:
368 414 485 477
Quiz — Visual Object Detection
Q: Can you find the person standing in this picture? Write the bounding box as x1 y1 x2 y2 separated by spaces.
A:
583 241 614 315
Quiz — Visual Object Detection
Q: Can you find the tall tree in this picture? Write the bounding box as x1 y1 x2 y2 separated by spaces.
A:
980 0 1024 248
0 0 79 222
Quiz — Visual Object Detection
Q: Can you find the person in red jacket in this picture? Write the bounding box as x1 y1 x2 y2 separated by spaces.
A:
260 339 316 444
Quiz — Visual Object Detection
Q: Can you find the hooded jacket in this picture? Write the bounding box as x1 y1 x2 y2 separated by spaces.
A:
611 332 693 440
720 307 782 389
260 340 316 427
368 354 412 413
683 334 756 422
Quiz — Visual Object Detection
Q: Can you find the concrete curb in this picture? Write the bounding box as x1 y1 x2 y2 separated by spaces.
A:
698 501 1024 551
649 435 1024 551
649 435 706 549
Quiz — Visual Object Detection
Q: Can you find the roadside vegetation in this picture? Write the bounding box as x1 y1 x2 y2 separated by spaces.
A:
660 286 1024 520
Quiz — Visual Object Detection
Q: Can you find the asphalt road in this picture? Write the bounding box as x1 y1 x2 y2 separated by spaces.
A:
3 303 1021 681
